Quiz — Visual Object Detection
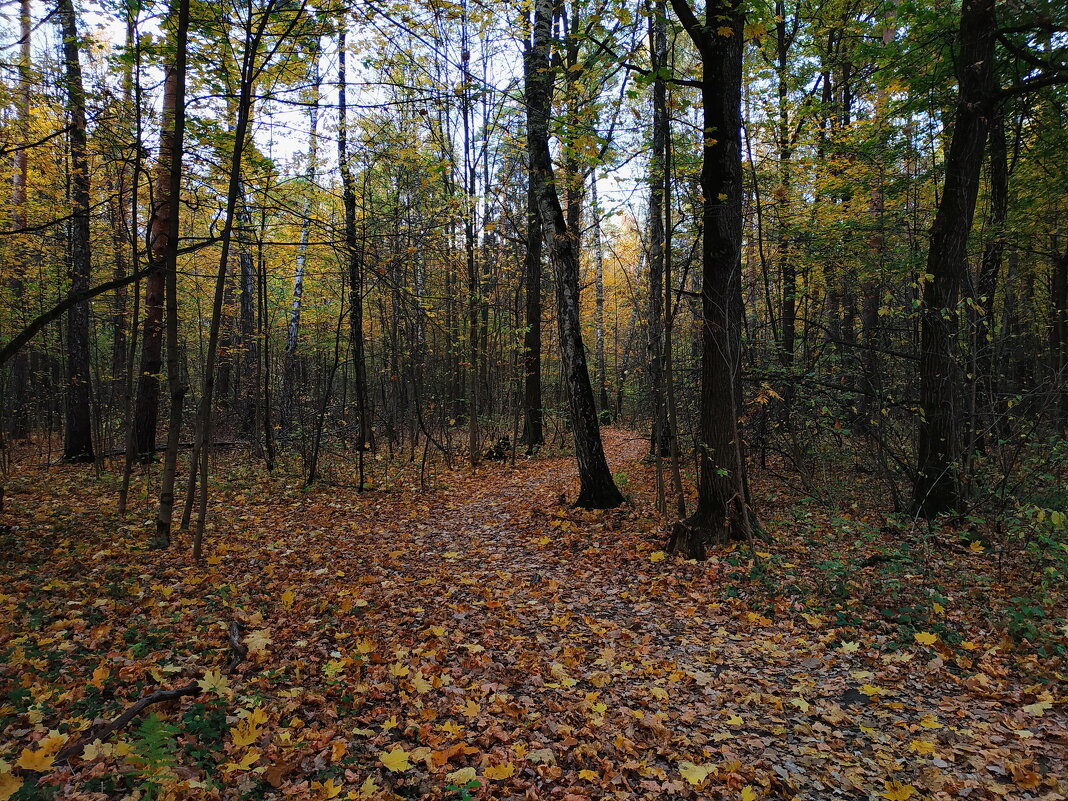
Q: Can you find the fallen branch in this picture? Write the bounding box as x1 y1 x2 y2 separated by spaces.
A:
53 620 247 766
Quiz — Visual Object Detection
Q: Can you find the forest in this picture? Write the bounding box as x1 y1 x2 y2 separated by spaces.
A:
1 0 1067 797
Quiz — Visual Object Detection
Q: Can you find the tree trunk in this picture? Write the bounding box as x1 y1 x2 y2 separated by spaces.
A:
527 0 622 509
153 0 190 548
338 26 373 475
58 0 95 463
591 172 611 419
133 66 181 462
283 48 320 432
667 0 751 554
521 52 544 452
6 0 32 439
914 0 995 516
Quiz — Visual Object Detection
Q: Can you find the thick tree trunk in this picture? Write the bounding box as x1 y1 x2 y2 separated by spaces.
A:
528 0 622 509
1052 247 1068 432
58 0 95 463
667 0 751 555
914 0 995 516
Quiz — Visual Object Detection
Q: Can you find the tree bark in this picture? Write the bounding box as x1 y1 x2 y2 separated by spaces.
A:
914 0 996 516
58 0 95 463
667 0 751 554
527 0 622 509
522 44 544 452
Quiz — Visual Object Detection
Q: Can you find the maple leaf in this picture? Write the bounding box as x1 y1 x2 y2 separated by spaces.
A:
245 628 272 653
380 747 412 772
678 761 712 786
16 742 60 772
838 641 860 653
482 762 515 780
446 767 477 784
910 740 936 755
579 768 598 780
918 714 942 729
913 632 938 645
0 771 22 801
359 776 379 797
716 25 734 36
649 551 667 562
741 786 758 801
882 780 916 801
81 739 112 760
281 589 296 608
223 748 260 773
198 668 229 695
1022 700 1051 716
312 777 344 799
230 718 261 748
90 664 109 688
969 540 985 553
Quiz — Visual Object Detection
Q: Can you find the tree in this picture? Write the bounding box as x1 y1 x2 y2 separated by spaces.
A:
527 0 622 509
667 0 752 555
913 0 996 517
58 0 95 463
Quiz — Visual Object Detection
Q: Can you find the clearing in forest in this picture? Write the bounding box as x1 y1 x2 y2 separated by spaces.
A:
1 430 1066 800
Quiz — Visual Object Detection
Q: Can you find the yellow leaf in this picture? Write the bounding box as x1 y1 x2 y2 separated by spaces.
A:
0 772 22 801
223 748 260 773
679 761 712 786
482 761 515 780
578 769 598 780
536 536 551 546
359 776 379 797
969 541 985 553
380 747 412 772
411 673 433 694
839 641 860 653
446 767 477 785
859 684 884 696
918 714 942 729
245 629 272 653
230 718 261 748
716 25 734 36
90 664 109 688
932 601 945 615
1022 700 1051 716
727 714 743 727
649 551 667 562
197 669 229 695
81 739 112 761
16 746 55 772
460 699 480 717
882 780 916 801
910 740 936 755
312 777 344 799
790 696 810 712
913 632 938 646
389 662 410 678
741 786 758 801
649 687 669 701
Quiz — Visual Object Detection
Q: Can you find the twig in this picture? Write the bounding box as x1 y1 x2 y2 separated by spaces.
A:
53 620 248 766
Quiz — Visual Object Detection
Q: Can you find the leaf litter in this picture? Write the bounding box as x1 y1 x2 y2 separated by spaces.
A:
1 430 1065 800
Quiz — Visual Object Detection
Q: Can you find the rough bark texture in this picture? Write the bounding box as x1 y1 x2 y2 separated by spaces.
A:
522 45 544 452
667 0 750 552
7 0 32 439
134 67 180 461
59 0 95 463
528 0 622 509
914 0 995 516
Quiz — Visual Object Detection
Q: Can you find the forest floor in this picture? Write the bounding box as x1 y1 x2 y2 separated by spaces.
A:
1 428 1066 801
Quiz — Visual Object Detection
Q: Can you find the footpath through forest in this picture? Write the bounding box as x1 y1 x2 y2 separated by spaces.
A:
2 429 1066 800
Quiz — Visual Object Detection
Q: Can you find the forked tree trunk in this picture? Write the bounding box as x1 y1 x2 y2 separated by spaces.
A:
527 0 622 509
